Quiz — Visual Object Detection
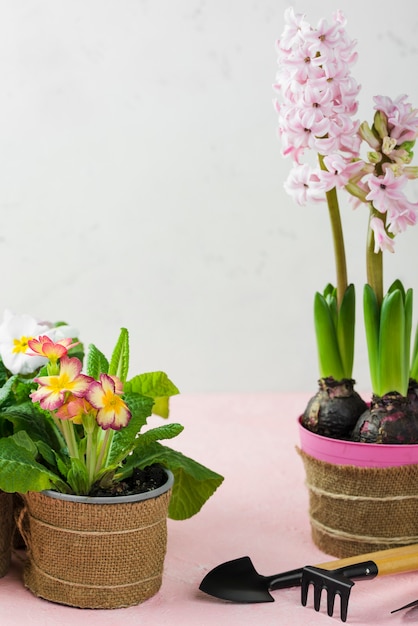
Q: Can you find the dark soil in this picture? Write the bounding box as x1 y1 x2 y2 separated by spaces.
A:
90 464 169 497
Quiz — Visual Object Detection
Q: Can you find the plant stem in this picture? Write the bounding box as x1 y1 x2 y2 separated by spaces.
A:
61 419 79 460
86 429 97 487
366 206 384 306
94 429 113 476
318 154 348 308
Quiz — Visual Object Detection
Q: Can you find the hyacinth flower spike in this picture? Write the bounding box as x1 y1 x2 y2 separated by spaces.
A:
274 8 368 437
275 9 418 443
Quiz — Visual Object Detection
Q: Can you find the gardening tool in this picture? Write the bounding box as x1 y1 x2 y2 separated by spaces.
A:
391 598 418 613
301 562 377 622
199 543 418 607
301 544 418 622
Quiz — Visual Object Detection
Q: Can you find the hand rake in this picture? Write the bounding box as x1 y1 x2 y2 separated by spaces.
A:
301 544 418 622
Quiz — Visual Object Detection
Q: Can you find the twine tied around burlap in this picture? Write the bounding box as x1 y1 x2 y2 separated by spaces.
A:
17 488 172 609
297 447 418 558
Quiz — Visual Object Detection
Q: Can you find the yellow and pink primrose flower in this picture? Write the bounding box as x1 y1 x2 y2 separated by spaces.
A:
55 396 95 425
27 336 79 362
109 375 124 395
30 356 93 411
86 373 131 431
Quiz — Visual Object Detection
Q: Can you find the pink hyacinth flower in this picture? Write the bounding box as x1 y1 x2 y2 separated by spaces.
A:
284 163 323 206
373 94 418 143
370 216 395 254
314 154 365 192
365 169 407 214
386 196 418 235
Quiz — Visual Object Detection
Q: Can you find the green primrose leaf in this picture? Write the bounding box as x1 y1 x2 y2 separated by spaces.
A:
0 375 17 408
107 394 155 466
116 423 184 480
123 392 155 423
151 397 172 419
127 441 224 520
108 328 130 382
135 423 184 447
66 458 91 495
0 402 65 451
0 360 8 387
124 372 180 418
11 430 38 456
125 371 180 398
0 436 65 493
36 440 59 469
86 344 109 379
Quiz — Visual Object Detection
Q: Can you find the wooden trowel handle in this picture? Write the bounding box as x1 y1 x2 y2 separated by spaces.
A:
318 543 418 577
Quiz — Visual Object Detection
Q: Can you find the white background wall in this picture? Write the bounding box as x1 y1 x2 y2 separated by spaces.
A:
0 0 417 394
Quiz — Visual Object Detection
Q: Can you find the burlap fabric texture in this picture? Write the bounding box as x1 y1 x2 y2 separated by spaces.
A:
298 447 418 558
20 484 172 609
0 491 13 577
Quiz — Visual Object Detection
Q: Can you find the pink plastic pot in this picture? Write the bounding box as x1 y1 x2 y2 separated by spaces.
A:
298 416 418 468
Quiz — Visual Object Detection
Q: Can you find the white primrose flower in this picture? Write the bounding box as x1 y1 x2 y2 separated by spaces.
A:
0 310 78 375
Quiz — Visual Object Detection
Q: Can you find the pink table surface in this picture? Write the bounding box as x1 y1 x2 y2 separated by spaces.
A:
1 393 418 625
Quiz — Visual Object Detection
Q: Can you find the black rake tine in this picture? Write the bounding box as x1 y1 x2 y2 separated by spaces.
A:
301 566 354 622
340 591 351 623
327 588 337 618
313 580 322 612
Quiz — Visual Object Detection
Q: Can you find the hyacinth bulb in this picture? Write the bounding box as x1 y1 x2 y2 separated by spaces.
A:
352 388 418 444
302 377 368 440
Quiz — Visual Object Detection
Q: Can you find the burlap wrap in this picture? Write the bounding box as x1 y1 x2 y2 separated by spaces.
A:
297 447 418 558
21 487 172 609
0 491 13 577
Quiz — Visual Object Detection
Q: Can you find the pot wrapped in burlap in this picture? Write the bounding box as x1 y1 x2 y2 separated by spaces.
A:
19 473 173 609
0 492 13 577
298 448 418 558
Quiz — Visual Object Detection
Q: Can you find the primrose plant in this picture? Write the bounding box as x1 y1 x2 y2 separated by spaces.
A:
0 311 223 518
274 8 418 442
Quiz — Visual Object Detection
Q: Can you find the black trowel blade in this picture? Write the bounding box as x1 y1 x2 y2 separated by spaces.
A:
199 557 275 603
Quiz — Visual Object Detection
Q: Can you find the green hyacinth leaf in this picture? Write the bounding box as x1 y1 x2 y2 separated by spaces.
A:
410 323 418 381
324 288 338 332
388 279 406 299
404 288 414 386
379 289 406 396
363 284 381 394
314 291 344 380
337 284 355 379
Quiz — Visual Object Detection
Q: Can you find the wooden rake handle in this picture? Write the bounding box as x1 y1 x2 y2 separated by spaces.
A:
318 543 418 577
